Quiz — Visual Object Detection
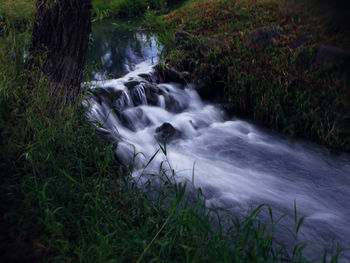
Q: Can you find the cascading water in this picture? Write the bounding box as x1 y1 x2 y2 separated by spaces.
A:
86 22 350 261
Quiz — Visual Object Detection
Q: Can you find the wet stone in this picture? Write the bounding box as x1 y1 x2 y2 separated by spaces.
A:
130 84 147 106
124 80 140 89
164 94 188 113
90 87 124 106
114 91 130 111
155 123 182 143
143 83 160 106
121 108 150 131
138 73 153 82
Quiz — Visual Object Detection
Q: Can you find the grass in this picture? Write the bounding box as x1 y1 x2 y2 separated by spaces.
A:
155 0 350 152
92 0 176 20
0 2 346 262
0 0 35 34
0 0 35 21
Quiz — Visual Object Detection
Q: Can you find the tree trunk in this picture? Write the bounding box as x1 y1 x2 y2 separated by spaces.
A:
30 0 91 106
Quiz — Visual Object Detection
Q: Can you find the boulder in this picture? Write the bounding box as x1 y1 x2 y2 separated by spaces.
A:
316 45 350 65
155 123 182 143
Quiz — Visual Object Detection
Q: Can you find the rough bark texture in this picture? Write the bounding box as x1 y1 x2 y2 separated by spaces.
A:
30 0 91 105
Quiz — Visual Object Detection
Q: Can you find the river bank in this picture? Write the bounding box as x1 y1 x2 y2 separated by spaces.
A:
154 0 350 152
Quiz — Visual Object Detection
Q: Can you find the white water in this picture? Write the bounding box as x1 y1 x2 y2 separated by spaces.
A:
86 28 350 261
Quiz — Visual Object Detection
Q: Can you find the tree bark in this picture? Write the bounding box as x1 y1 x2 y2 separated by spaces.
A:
30 0 92 106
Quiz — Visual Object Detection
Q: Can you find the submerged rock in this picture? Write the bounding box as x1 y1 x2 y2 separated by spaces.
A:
164 94 189 113
121 108 150 131
155 122 182 143
114 90 131 111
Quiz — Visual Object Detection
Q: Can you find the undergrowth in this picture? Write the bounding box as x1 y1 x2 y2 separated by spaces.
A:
0 3 345 263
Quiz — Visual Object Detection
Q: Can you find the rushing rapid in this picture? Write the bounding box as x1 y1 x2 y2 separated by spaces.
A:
86 22 350 261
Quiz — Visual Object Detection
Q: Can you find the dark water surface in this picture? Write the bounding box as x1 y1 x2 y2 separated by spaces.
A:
87 19 159 80
87 21 350 261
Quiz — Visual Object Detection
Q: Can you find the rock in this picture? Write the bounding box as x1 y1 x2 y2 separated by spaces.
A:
316 45 350 65
90 87 124 106
155 123 182 143
155 64 188 84
114 90 130 111
151 66 164 83
138 73 153 82
248 27 280 51
175 30 191 43
124 80 140 89
164 94 189 113
130 84 147 106
121 108 150 131
143 83 160 106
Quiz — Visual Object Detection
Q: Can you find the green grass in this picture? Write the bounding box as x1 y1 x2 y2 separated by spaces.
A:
156 0 350 152
92 0 172 20
0 4 346 263
0 0 34 34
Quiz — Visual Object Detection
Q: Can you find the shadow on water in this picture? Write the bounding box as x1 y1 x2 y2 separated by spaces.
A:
87 19 159 80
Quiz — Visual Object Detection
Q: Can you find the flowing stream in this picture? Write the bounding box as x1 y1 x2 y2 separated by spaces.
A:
86 21 350 261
